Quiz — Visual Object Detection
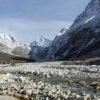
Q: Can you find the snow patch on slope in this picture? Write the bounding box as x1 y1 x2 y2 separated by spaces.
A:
85 15 95 23
57 27 68 36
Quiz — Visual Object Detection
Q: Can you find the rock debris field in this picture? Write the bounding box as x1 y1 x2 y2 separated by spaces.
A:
0 62 100 100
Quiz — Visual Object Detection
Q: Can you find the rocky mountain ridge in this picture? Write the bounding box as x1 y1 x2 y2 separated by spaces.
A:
51 0 100 60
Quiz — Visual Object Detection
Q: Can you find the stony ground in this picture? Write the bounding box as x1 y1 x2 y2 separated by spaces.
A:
0 62 100 100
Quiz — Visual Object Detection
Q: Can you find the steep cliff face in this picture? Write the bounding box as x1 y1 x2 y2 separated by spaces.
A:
53 0 100 60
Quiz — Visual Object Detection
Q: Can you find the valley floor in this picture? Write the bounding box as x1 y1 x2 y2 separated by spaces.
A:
0 62 100 100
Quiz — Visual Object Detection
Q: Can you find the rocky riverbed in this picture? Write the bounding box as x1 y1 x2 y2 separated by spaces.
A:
0 62 100 100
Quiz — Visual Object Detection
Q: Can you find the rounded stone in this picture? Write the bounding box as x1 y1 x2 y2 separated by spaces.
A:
91 95 97 99
79 91 86 96
25 90 32 96
79 81 86 87
65 90 71 96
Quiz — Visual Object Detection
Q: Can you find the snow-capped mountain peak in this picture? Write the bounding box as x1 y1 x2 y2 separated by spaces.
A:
0 33 17 42
31 36 52 48
0 33 18 48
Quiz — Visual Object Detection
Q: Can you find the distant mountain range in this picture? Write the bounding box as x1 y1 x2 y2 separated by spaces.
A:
0 0 100 61
0 33 31 58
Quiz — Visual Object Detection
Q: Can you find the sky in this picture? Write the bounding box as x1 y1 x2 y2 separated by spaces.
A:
0 0 90 43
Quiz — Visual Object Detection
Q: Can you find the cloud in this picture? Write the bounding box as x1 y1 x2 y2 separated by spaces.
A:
0 18 72 42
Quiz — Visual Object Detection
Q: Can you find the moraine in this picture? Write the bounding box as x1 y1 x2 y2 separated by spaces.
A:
0 62 100 100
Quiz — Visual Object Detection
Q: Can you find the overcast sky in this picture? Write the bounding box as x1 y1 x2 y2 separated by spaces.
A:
0 0 90 42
